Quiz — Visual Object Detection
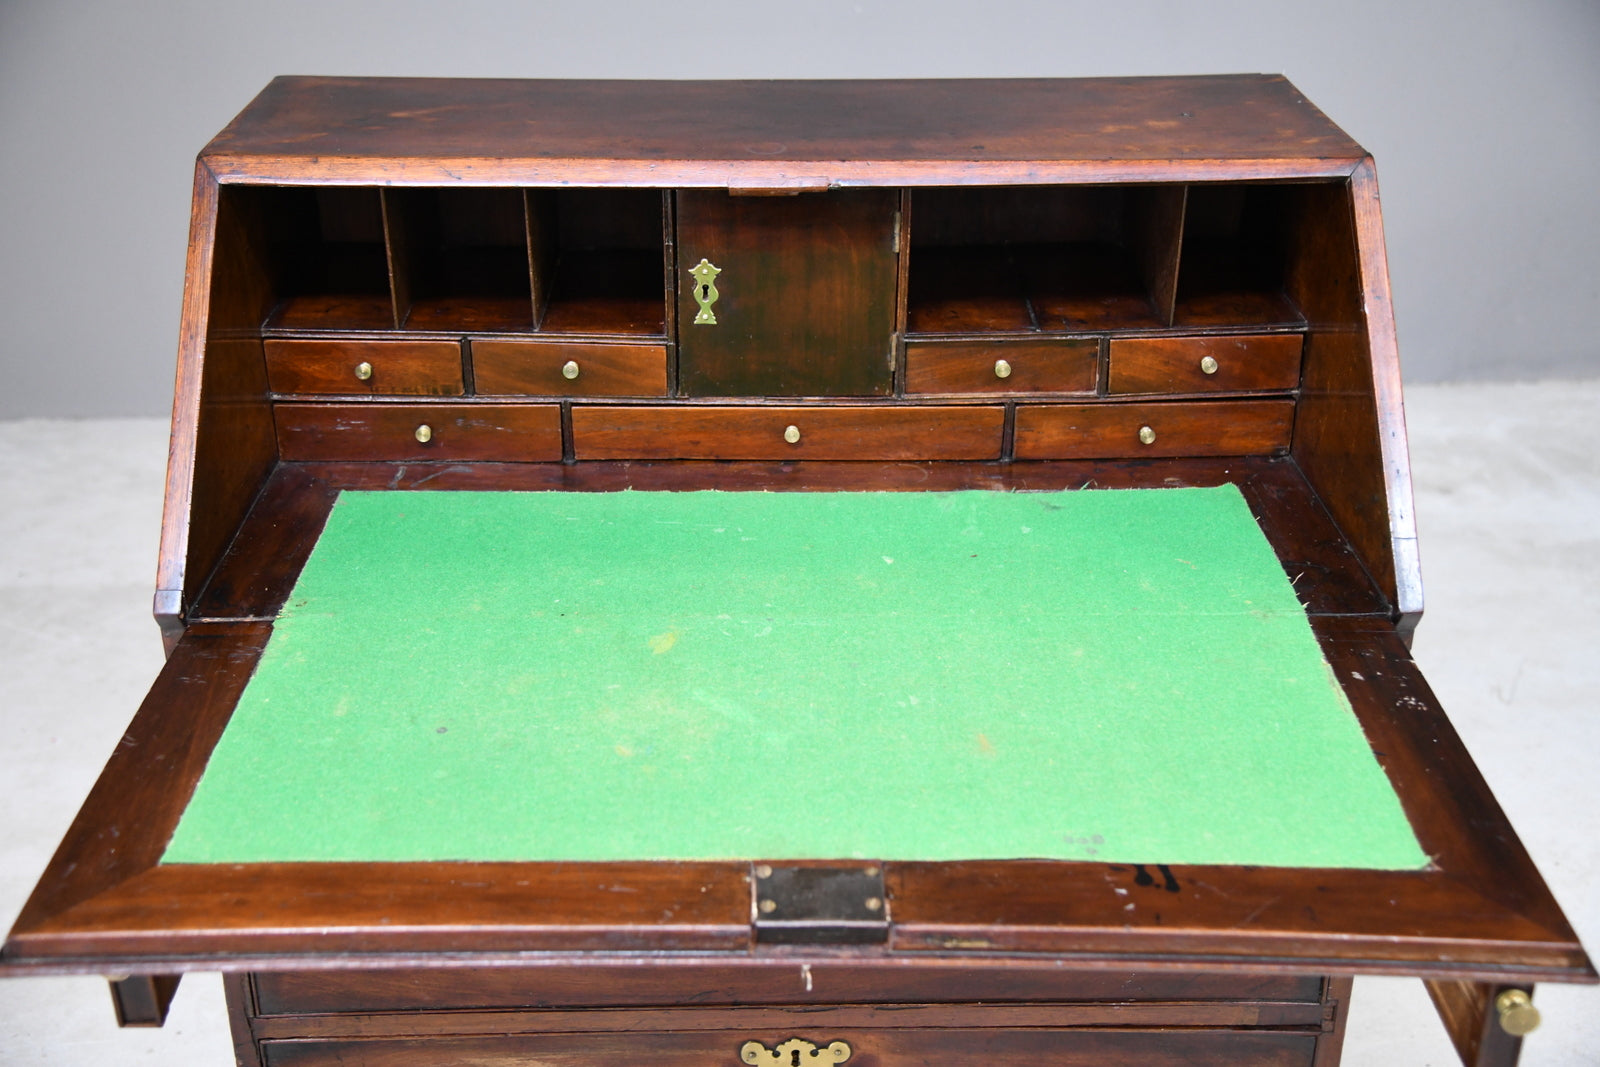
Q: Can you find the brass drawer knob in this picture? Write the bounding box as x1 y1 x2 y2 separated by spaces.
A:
561 360 581 380
414 424 433 444
783 425 801 445
1138 425 1156 445
993 358 1012 379
354 361 373 381
742 1039 851 1067
1199 355 1219 375
1495 989 1541 1036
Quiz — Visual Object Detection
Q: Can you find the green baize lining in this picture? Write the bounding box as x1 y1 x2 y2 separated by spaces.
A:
162 485 1427 869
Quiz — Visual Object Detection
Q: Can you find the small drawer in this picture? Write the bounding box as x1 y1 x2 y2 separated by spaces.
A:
1014 400 1294 459
275 403 562 461
905 340 1098 395
473 340 668 396
1107 334 1302 395
572 405 1003 461
264 339 464 396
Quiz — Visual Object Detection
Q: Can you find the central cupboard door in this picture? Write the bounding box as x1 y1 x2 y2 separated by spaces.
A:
676 189 899 396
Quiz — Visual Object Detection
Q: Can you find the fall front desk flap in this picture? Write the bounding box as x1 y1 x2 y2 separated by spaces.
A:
162 486 1425 869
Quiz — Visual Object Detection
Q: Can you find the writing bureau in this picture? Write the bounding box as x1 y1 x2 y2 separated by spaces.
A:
1 76 1592 1067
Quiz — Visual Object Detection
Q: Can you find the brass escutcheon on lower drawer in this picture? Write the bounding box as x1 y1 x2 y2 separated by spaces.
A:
740 1037 851 1067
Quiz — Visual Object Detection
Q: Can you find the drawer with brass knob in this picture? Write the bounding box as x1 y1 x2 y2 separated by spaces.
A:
904 339 1098 395
274 403 562 461
1014 400 1295 459
263 339 465 396
571 405 1004 461
1107 334 1303 395
472 340 668 397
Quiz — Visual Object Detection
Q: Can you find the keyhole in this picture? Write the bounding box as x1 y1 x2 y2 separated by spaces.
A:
699 284 710 300
791 1051 802 1067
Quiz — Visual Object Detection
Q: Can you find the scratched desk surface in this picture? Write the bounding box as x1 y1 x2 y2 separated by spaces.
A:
162 486 1425 868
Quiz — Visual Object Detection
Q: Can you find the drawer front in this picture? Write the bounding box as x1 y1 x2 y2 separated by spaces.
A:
473 340 669 397
262 1028 1317 1067
905 339 1098 395
264 339 464 396
275 403 562 461
254 967 1325 1015
1014 400 1294 459
1107 334 1302 395
571 405 1003 461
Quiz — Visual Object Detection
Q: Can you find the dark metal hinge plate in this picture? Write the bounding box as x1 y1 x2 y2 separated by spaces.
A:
752 863 888 944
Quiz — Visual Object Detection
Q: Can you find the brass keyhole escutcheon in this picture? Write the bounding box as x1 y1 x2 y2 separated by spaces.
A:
740 1038 851 1067
354 361 373 381
1138 425 1156 445
688 258 722 325
993 358 1012 379
414 424 433 444
1199 355 1219 375
562 360 581 380
1495 989 1541 1036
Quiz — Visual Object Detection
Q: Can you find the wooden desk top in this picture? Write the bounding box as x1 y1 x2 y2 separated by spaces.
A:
203 75 1368 185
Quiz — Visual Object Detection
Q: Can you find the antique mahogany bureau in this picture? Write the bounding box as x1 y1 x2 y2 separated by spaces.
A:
2 76 1592 1067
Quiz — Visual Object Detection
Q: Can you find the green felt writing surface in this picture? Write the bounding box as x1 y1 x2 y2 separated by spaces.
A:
162 486 1427 868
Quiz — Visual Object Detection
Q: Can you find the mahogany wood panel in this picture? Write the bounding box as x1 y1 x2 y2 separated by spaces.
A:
5 624 273 937
16 862 750 959
571 405 1003 461
275 403 561 462
156 173 280 636
904 339 1098 395
472 340 667 396
267 295 397 332
187 465 340 621
1108 333 1303 394
676 189 897 397
1014 399 1294 458
1313 976 1353 1067
257 1027 1318 1067
264 339 463 395
203 77 1365 187
1129 184 1187 325
252 966 1324 1015
1283 172 1416 627
226 972 265 1067
246 1001 1329 1038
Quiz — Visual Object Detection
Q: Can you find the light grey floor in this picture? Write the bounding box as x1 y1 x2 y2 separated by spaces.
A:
1 380 1595 1065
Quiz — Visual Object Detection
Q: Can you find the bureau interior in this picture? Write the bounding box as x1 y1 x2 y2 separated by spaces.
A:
247 182 1318 341
183 175 1397 631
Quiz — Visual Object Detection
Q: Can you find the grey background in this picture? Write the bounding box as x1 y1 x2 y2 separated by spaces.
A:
1 0 1597 419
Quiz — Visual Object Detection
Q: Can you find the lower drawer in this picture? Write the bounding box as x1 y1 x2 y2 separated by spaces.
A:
571 405 1004 461
254 967 1324 1014
275 403 563 461
261 1027 1318 1067
1014 399 1294 459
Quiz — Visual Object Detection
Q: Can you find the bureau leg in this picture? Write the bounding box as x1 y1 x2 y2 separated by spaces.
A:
1424 979 1534 1067
223 973 265 1067
107 973 181 1027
